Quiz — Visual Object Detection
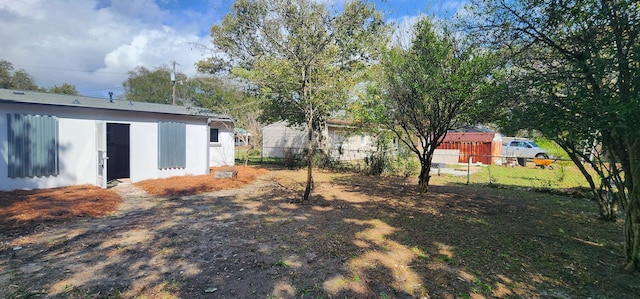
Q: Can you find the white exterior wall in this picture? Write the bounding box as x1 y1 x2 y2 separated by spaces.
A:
127 120 210 182
262 121 375 161
209 123 235 166
262 121 307 158
0 102 221 191
327 128 375 161
432 149 461 165
0 113 99 190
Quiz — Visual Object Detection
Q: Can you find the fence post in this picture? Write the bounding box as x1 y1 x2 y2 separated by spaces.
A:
467 155 472 185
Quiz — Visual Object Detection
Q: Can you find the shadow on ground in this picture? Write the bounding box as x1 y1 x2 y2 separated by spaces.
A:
1 169 638 298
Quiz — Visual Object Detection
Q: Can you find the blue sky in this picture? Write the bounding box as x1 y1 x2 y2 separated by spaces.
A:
0 0 465 98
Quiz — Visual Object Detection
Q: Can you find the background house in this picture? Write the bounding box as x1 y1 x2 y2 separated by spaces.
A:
262 120 375 161
436 131 503 165
0 89 234 191
234 128 252 146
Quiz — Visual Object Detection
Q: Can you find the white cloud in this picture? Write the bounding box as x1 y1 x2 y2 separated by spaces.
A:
388 14 423 49
0 0 212 97
0 0 470 98
386 0 470 49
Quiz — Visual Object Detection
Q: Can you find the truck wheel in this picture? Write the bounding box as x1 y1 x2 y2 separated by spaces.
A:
535 153 549 159
517 158 527 166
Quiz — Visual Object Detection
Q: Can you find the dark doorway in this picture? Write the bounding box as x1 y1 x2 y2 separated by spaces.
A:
107 123 130 181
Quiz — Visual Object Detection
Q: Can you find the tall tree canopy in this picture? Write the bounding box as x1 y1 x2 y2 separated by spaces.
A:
199 0 386 201
1 59 78 94
48 83 79 95
123 65 190 104
0 60 40 91
381 18 494 193
465 0 640 270
0 60 12 88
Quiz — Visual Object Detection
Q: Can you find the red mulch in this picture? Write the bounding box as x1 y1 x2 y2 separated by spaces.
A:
0 184 122 232
134 166 269 197
0 166 268 233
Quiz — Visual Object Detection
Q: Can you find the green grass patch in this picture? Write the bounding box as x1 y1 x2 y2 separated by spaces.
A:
437 162 593 191
274 260 290 268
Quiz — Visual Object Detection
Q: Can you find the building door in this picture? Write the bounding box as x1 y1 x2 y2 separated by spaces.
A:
107 123 131 181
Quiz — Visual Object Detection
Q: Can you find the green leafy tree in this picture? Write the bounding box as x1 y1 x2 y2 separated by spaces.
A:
381 18 494 193
492 61 624 222
0 60 41 91
347 64 398 176
0 59 14 88
465 0 640 270
123 65 190 104
200 0 386 201
11 69 40 91
48 83 79 95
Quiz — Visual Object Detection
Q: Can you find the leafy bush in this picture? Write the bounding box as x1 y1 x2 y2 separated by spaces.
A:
364 150 389 176
385 147 419 177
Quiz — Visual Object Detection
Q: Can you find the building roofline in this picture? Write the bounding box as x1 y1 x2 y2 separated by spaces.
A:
0 89 233 121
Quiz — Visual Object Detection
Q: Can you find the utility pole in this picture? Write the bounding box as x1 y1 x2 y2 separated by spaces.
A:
171 60 177 105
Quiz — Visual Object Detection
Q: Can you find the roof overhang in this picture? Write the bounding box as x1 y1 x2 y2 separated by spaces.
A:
0 89 233 120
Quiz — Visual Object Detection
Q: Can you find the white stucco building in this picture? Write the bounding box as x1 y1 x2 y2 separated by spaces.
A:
0 89 234 191
262 120 376 161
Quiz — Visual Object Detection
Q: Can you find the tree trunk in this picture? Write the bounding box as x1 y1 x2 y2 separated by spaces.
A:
558 141 617 221
302 118 314 201
418 159 431 193
623 137 640 271
624 202 640 271
243 143 250 166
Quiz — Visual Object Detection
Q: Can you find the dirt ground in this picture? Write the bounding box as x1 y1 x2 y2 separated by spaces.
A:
1 166 638 298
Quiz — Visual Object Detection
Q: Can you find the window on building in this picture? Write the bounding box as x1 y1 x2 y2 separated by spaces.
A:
332 131 345 147
158 121 186 169
7 114 59 178
210 128 219 143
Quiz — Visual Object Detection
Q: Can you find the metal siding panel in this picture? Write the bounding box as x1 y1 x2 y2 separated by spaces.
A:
34 115 56 177
170 123 179 167
166 124 174 167
158 122 168 168
13 114 28 177
7 114 17 177
19 115 28 177
158 122 186 169
167 124 175 167
34 115 44 177
178 123 186 167
53 117 59 175
6 114 58 178
29 115 37 177
31 115 40 177
14 114 26 177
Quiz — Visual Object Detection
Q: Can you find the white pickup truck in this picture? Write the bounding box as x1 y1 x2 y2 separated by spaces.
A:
502 140 549 160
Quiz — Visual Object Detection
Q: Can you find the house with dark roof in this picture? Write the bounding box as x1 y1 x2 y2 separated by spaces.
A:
0 89 234 191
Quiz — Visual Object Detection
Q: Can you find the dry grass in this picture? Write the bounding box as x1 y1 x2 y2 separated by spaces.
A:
134 165 269 196
0 184 122 232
